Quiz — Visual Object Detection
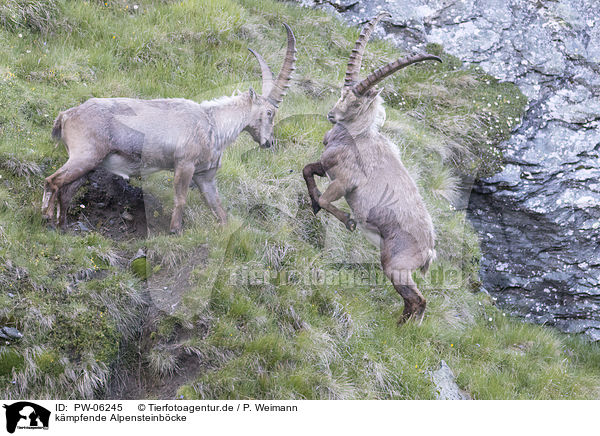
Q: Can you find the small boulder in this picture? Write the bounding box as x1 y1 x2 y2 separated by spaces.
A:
121 211 134 221
0 326 23 341
430 360 471 400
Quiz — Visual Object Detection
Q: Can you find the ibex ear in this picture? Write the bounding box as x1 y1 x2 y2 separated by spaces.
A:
368 87 383 99
249 87 257 102
364 87 382 106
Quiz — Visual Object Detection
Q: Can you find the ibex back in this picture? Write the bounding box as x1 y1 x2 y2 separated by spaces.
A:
303 13 441 324
42 24 297 234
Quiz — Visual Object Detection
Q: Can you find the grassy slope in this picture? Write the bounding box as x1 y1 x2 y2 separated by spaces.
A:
0 0 598 399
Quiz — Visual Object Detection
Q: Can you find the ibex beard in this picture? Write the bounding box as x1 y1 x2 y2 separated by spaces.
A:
42 24 297 234
303 12 441 324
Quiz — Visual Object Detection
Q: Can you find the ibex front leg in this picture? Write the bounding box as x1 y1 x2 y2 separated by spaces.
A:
302 162 325 214
170 162 195 234
193 171 227 225
317 179 356 231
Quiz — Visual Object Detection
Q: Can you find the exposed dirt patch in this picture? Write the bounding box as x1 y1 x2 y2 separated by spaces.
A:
105 246 211 399
62 170 214 399
145 246 209 314
106 318 212 400
65 169 170 240
146 352 206 399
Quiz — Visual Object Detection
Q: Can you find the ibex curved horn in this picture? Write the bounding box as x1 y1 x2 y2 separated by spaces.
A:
248 48 275 96
267 23 297 107
344 11 391 88
353 54 442 95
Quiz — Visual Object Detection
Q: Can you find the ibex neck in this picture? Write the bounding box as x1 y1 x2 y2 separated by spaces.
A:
202 93 253 150
339 121 379 139
344 100 386 137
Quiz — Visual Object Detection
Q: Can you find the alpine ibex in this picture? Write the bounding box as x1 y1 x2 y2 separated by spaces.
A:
303 13 441 324
42 24 297 234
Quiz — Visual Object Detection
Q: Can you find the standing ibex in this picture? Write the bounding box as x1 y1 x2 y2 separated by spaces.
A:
303 13 441 324
42 24 296 234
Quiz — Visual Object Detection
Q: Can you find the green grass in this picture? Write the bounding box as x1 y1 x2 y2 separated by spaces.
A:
0 0 598 400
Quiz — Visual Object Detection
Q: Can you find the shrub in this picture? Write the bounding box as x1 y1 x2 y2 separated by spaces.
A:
0 0 61 34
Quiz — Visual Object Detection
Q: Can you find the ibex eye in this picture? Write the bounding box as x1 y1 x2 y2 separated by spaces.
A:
267 110 273 117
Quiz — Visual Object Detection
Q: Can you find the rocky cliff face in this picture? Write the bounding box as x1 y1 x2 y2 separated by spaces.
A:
294 0 600 340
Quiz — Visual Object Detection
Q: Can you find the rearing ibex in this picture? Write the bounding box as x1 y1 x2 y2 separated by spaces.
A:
42 24 296 234
303 13 441 324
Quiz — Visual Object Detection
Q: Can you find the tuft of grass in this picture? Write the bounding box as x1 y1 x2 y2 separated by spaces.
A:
147 346 180 377
0 153 41 186
0 0 62 34
131 257 150 279
0 0 597 401
0 349 25 377
36 351 64 376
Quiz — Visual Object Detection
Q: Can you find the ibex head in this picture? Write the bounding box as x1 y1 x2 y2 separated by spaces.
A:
246 23 297 148
327 12 441 130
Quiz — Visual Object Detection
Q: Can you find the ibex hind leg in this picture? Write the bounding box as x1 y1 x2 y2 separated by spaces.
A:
380 235 427 325
397 280 426 325
383 267 426 325
42 156 102 227
57 175 89 230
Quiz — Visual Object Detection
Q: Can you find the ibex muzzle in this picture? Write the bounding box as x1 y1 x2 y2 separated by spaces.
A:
303 12 441 324
42 24 297 234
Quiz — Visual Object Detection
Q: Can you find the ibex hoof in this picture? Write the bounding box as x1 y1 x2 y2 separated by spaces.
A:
398 305 426 326
42 215 56 230
311 200 321 215
397 312 413 326
346 218 356 231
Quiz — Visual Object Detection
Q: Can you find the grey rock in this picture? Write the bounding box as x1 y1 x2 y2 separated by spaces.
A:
431 360 471 400
295 0 600 340
587 23 600 63
75 221 90 232
545 87 600 124
121 211 134 221
132 248 146 260
586 328 600 342
0 327 23 340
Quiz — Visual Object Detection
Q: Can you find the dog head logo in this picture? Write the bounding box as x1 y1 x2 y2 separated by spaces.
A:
3 402 50 433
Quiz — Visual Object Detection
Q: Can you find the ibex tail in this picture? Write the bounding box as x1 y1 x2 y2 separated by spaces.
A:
420 248 436 275
51 112 65 143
